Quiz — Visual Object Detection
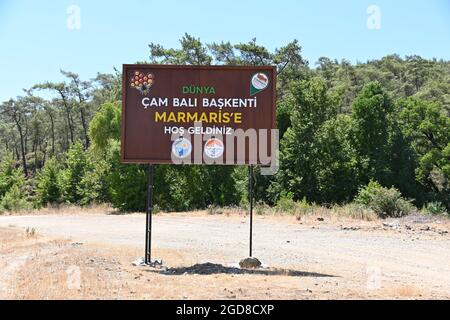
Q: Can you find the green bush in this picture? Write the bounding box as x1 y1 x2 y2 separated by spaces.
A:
295 197 313 217
78 151 111 205
36 157 61 206
423 202 448 216
1 183 29 212
59 141 88 204
88 101 121 152
37 145 111 207
275 193 313 217
355 180 414 218
109 164 146 212
276 192 296 214
108 144 147 212
0 156 30 213
0 155 17 198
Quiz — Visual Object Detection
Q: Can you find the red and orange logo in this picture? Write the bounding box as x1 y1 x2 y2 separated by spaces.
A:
130 71 154 95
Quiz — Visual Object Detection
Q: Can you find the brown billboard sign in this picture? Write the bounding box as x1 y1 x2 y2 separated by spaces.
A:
121 65 277 166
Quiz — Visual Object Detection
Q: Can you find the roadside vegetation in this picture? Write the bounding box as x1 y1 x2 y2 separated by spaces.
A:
0 34 449 218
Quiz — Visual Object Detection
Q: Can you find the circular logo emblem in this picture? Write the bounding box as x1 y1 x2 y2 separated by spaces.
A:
204 138 224 159
130 71 154 95
172 138 192 159
251 73 269 90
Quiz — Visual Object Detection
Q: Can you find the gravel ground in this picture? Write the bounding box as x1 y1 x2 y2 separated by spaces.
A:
1 212 449 299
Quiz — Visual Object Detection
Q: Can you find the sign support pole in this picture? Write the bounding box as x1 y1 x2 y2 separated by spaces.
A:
249 165 254 257
145 164 154 265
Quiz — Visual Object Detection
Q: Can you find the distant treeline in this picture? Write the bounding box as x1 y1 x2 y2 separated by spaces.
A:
0 34 449 213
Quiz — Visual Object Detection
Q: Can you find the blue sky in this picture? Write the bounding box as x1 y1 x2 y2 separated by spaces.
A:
0 0 449 102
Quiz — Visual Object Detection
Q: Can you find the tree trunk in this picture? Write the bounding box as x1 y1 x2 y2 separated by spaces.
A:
74 86 90 149
80 108 90 149
24 125 29 155
16 121 28 176
65 108 74 144
4 139 9 153
59 90 74 145
45 108 56 156
41 141 47 166
33 139 38 174
50 113 55 155
15 145 19 161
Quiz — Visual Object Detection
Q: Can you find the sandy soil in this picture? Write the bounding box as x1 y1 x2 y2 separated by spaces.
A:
0 211 449 299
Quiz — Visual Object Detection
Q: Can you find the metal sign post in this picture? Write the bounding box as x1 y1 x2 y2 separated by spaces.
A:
145 164 154 265
249 165 254 257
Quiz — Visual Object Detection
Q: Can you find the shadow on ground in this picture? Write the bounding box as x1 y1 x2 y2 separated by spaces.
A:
147 262 336 278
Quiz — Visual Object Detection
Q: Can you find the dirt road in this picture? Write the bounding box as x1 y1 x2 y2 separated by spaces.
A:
0 212 449 299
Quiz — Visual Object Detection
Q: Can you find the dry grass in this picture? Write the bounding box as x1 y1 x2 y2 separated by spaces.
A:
372 286 425 299
328 204 378 221
4 203 117 216
4 201 447 227
249 203 378 223
2 201 379 223
192 203 378 223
